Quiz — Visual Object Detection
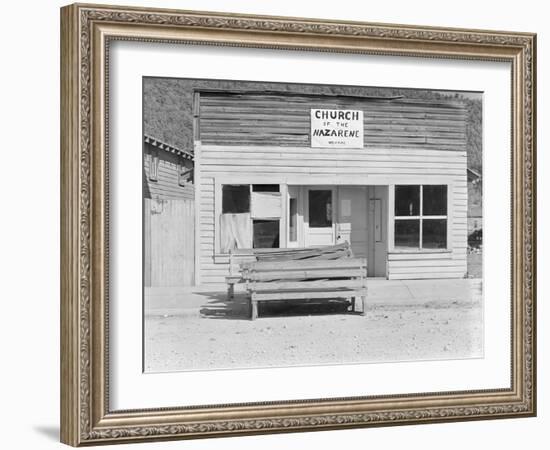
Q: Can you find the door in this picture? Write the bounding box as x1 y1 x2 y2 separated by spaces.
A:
305 187 335 247
336 186 368 258
367 186 388 277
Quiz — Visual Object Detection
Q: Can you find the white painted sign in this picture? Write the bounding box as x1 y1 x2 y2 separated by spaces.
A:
310 109 364 148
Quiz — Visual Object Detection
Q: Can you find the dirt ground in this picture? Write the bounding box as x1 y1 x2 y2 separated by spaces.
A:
144 281 483 372
467 251 483 278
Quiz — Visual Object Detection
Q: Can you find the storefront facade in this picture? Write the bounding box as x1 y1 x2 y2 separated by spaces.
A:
193 90 468 284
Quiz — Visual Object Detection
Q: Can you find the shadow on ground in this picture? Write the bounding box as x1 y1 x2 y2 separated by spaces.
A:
198 292 355 320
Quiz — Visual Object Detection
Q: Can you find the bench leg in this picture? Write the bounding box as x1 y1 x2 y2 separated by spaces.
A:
227 283 234 301
251 300 258 320
360 295 366 316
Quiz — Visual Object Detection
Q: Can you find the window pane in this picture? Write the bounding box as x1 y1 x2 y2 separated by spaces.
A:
395 185 420 216
253 220 280 248
289 198 297 242
423 185 447 216
252 184 279 192
309 190 332 227
222 185 250 213
395 219 420 248
422 219 447 249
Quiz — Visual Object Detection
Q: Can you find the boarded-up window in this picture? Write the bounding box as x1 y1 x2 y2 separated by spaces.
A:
220 213 252 252
220 184 283 252
221 185 251 252
251 191 281 218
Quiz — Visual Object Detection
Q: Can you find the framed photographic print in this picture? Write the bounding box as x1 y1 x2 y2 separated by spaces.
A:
60 3 537 446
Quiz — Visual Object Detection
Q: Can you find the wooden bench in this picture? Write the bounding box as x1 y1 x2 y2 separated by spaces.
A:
225 243 353 300
241 257 367 320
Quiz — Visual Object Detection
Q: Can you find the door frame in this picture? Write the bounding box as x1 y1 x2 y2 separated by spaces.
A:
367 185 389 278
304 185 336 247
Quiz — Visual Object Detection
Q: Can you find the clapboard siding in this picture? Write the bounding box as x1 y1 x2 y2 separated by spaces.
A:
199 93 467 151
197 143 467 283
144 143 194 201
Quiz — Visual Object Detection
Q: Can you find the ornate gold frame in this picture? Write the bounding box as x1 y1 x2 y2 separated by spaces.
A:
60 3 536 446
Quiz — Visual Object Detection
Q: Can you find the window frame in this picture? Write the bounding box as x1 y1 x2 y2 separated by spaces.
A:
215 180 286 255
391 183 452 252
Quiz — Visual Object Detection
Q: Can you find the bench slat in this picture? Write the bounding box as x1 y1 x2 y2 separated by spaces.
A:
251 242 348 255
246 268 365 282
252 289 367 301
243 257 366 271
255 248 351 262
252 279 366 291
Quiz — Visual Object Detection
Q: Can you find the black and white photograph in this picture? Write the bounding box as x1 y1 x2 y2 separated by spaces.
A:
143 78 483 373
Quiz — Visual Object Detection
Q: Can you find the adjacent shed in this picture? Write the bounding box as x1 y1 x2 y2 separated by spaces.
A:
143 135 195 286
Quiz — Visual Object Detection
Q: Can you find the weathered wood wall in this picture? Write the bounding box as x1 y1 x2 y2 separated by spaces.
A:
143 143 194 201
198 92 467 152
143 142 195 287
143 198 195 287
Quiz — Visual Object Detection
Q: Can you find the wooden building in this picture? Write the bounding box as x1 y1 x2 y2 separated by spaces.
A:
193 90 468 284
143 135 195 287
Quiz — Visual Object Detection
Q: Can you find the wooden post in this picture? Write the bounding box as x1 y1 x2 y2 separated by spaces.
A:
360 257 367 316
251 300 258 320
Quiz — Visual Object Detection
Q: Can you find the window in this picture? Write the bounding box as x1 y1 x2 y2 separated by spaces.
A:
309 190 332 228
253 220 280 248
220 185 252 252
147 151 159 182
394 185 447 250
219 184 282 252
178 159 193 186
222 185 250 213
252 184 279 192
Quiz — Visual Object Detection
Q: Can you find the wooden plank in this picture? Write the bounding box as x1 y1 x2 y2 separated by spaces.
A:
252 279 366 291
250 242 348 255
201 166 466 176
200 101 466 115
244 257 366 271
149 198 195 287
390 265 466 274
389 272 466 280
252 289 367 301
200 123 466 138
201 140 465 152
200 144 467 157
247 269 365 281
388 259 463 268
201 151 467 164
143 198 152 287
388 252 453 260
200 158 466 170
255 249 349 262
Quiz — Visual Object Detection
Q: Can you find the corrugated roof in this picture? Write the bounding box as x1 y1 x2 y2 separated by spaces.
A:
144 134 194 160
